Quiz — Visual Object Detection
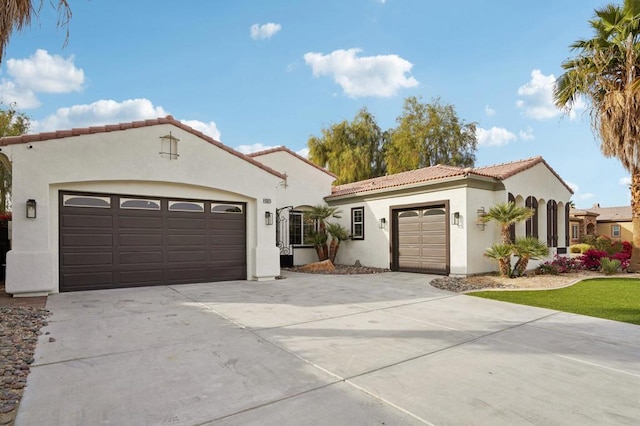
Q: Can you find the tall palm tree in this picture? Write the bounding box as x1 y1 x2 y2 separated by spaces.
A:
480 202 534 244
1 0 72 63
554 0 640 271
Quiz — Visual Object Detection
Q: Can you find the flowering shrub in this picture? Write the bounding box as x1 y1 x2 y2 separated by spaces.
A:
0 212 11 222
537 255 584 275
611 251 631 270
580 249 609 270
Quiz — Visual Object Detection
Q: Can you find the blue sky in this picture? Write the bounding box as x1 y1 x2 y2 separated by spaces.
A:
0 0 631 208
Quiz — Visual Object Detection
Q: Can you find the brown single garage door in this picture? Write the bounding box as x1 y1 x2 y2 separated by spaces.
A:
59 191 246 292
392 204 449 275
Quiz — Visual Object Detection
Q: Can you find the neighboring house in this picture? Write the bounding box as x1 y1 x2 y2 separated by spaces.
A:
570 204 632 243
0 118 573 295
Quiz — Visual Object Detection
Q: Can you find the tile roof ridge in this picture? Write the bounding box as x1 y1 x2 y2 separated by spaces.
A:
0 116 287 180
248 146 336 178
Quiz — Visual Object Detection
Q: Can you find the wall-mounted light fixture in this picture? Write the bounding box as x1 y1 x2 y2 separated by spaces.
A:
26 199 37 219
265 211 273 225
379 217 386 229
452 211 460 226
476 207 486 230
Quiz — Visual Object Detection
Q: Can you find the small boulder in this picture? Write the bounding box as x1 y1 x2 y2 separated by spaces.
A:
298 260 336 273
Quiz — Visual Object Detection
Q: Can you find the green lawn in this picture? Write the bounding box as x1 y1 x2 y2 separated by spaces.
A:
470 278 640 325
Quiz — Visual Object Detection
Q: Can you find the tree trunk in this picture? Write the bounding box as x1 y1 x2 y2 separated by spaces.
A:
501 226 511 244
498 257 511 278
629 169 640 272
329 240 340 264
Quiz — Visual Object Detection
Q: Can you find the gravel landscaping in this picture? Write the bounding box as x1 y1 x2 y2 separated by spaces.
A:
0 307 50 425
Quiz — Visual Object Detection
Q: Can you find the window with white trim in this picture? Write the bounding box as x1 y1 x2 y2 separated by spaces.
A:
612 224 621 238
571 224 579 240
351 207 364 240
63 195 111 208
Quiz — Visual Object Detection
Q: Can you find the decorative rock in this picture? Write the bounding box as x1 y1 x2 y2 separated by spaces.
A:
297 259 336 273
48 337 56 343
0 307 50 425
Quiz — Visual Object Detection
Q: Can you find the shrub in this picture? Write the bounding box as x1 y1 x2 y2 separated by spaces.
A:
600 257 621 275
570 243 592 254
537 255 584 275
594 236 616 254
580 248 608 270
581 234 597 246
611 251 631 271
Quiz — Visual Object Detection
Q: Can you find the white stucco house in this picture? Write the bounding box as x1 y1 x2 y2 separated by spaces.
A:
0 117 573 295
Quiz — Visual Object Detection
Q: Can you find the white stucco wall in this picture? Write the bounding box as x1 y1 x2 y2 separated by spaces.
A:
251 149 335 266
5 124 283 295
328 184 475 273
250 149 335 209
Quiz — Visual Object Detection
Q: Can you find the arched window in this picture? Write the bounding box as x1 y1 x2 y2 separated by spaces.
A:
525 196 538 238
547 200 558 247
565 203 571 246
508 193 516 242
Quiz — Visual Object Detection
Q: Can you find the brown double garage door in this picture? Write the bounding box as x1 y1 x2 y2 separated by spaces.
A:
59 192 246 292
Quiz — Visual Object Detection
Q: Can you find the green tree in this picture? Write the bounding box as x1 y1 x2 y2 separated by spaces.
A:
511 237 549 277
0 104 30 212
308 108 387 184
385 97 477 174
327 222 350 264
484 243 513 278
481 202 534 278
480 202 534 244
304 205 343 261
1 0 72 63
554 0 640 271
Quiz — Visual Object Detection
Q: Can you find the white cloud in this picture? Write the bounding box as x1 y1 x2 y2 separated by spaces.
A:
31 98 168 132
297 147 309 158
619 176 631 186
180 119 221 140
250 23 282 40
476 126 517 146
516 69 560 120
566 181 580 193
303 48 418 98
484 105 495 117
579 193 595 200
0 80 40 108
518 126 535 140
7 49 84 93
0 49 85 109
235 143 278 155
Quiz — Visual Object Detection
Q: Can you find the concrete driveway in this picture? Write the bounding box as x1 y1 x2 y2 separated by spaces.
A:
17 272 640 425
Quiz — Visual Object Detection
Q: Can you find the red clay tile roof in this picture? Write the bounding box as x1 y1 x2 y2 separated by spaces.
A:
0 116 286 180
328 156 574 198
248 146 337 179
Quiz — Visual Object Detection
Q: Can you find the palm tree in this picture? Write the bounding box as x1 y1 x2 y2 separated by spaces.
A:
484 244 513 278
327 222 350 263
480 202 534 244
1 0 72 63
304 205 342 261
554 0 640 271
511 237 550 277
